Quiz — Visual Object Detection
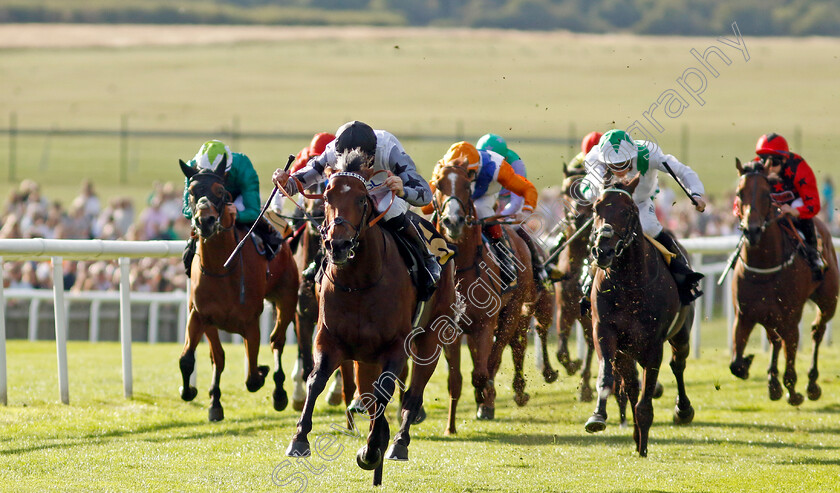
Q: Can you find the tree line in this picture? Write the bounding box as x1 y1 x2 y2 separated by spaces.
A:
2 0 839 37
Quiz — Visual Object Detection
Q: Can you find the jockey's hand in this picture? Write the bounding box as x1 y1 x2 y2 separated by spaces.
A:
225 203 237 217
384 173 405 198
272 169 297 195
693 196 707 213
779 203 800 217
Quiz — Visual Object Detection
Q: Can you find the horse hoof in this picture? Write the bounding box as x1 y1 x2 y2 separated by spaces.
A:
638 448 648 458
286 440 311 457
258 365 270 378
444 427 457 436
653 381 664 399
208 406 224 422
476 406 495 420
584 414 606 434
579 386 593 403
246 374 267 393
273 389 289 412
514 392 530 407
544 369 559 384
356 446 382 471
564 359 582 376
348 398 367 415
807 382 822 401
788 392 804 407
768 379 783 401
384 443 409 461
673 405 695 425
180 386 198 402
413 405 427 425
292 399 305 412
619 419 629 429
327 391 343 407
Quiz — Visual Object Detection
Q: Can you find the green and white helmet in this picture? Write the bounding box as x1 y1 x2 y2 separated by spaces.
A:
193 140 232 173
597 129 637 165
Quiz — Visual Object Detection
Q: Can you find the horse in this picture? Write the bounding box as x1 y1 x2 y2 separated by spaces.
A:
430 157 534 430
584 174 695 457
285 152 457 487
177 157 300 421
729 158 838 404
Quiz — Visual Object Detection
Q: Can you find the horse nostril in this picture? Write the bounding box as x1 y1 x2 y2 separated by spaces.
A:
442 217 452 227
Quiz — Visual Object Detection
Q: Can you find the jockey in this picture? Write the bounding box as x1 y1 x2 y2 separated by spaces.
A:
578 129 707 307
181 140 283 276
545 131 602 280
748 132 824 278
427 141 538 287
272 121 441 299
477 133 550 286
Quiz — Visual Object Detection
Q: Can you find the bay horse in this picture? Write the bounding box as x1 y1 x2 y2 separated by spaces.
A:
584 175 695 457
178 158 300 421
285 151 457 486
430 157 534 430
729 158 838 404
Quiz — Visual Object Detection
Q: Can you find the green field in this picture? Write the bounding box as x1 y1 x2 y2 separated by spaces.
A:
1 26 839 210
2 316 840 492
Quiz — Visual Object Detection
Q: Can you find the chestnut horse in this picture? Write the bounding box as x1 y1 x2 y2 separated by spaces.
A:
178 158 299 421
729 159 838 404
285 153 457 486
584 176 695 457
430 158 534 430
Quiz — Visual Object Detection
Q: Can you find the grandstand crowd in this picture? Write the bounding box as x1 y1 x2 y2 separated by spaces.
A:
2 175 837 293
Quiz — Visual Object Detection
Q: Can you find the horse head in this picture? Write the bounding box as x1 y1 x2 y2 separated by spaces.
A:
432 156 473 240
320 150 376 265
179 155 233 238
734 157 774 246
561 170 593 232
591 173 641 269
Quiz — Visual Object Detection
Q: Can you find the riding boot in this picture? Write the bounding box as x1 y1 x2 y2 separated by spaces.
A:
384 213 441 301
302 249 324 282
253 219 283 261
654 231 704 305
183 236 197 277
516 227 551 290
578 260 594 317
796 218 825 281
484 227 517 288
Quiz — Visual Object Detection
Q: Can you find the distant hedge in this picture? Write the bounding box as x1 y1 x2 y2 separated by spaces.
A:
2 0 839 36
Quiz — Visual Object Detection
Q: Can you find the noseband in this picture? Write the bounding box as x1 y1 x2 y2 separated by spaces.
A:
189 173 233 238
433 166 477 226
738 172 775 235
319 171 380 263
593 188 637 260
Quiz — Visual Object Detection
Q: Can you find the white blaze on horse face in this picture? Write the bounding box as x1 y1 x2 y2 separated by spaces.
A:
340 184 351 194
444 173 462 223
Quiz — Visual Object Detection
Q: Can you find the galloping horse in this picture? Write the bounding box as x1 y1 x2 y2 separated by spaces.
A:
178 158 300 421
430 158 534 430
729 159 838 404
584 175 695 457
286 152 457 486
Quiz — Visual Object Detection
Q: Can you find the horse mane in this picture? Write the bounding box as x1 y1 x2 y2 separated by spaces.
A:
335 149 373 173
740 160 766 175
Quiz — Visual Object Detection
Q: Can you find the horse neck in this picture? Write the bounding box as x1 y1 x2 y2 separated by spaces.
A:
196 227 239 271
742 219 788 268
327 224 386 287
603 225 650 285
451 221 483 271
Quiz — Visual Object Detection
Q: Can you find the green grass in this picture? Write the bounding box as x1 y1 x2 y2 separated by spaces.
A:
2 317 840 492
1 29 839 210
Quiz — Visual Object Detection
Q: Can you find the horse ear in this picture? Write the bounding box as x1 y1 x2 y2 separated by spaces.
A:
626 172 641 193
180 159 197 180
214 154 227 178
735 157 743 175
562 162 569 176
359 167 375 181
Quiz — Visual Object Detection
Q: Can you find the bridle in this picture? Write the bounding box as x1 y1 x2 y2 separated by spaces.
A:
736 171 798 274
592 187 637 261
188 172 234 238
431 165 477 227
737 171 776 237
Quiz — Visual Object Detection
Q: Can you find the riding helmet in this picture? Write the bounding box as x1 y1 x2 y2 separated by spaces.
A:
335 121 377 156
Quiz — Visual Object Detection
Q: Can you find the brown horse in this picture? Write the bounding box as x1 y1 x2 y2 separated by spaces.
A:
285 152 457 486
729 158 838 404
430 158 534 430
178 158 300 421
584 175 695 457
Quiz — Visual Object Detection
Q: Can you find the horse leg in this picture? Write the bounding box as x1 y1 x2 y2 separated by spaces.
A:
387 345 441 461
467 330 493 420
806 309 830 401
669 322 695 425
635 362 660 458
270 299 296 412
730 316 756 380
585 329 616 433
579 322 595 402
510 320 530 407
556 299 582 376
614 363 635 429
287 347 341 457
244 323 269 393
443 337 463 435
294 283 317 411
178 309 202 401
326 369 344 407
767 330 783 401
340 361 357 429
780 325 804 406
534 294 559 383
614 354 638 435
205 327 226 422
357 357 405 483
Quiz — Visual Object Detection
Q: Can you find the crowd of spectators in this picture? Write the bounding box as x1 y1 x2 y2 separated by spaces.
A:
1 175 838 294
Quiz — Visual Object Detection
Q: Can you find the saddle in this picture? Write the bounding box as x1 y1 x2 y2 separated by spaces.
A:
644 234 677 265
390 214 456 299
481 230 519 294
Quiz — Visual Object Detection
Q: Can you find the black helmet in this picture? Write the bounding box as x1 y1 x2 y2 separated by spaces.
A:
335 121 377 156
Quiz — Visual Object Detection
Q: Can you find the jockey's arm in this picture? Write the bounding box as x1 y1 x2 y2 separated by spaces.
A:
420 182 437 215
387 145 432 207
233 155 262 224
496 161 537 214
792 158 821 219
653 153 706 202
498 158 527 216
